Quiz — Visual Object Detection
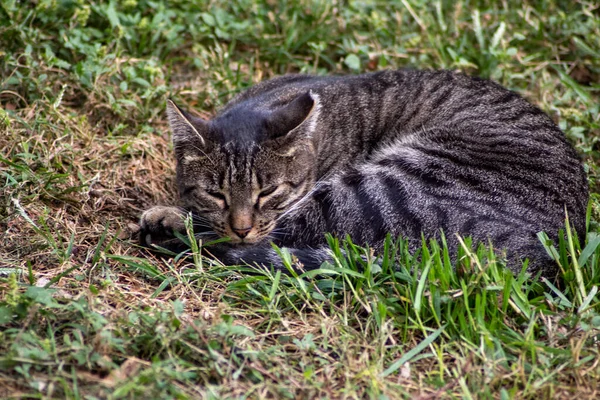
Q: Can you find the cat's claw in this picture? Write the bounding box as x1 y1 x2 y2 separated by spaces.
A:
139 206 186 248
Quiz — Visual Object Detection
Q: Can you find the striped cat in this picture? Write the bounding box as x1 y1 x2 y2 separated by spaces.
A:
139 70 588 277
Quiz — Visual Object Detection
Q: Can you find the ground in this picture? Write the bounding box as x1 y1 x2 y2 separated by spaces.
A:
1 1 600 399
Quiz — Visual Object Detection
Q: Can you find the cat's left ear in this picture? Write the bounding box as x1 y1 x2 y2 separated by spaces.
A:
266 91 320 140
166 100 211 152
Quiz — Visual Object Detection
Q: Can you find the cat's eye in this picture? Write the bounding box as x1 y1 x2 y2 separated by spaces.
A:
258 186 278 198
182 186 196 196
206 190 225 199
206 190 227 202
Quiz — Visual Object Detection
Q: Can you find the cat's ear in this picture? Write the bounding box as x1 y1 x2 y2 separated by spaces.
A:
266 91 319 139
166 99 210 149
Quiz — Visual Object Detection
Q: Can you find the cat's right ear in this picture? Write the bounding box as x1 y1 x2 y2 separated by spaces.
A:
266 91 319 139
166 100 210 149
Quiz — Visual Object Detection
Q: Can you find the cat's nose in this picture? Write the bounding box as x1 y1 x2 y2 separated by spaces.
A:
232 227 252 239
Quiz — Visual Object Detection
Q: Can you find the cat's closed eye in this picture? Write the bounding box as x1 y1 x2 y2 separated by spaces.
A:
204 190 228 208
182 186 196 196
258 186 278 198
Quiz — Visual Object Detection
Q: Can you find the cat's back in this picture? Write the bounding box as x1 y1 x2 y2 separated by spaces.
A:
223 70 565 141
221 71 585 203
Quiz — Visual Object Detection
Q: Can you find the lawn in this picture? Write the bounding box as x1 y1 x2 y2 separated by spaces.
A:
1 0 600 398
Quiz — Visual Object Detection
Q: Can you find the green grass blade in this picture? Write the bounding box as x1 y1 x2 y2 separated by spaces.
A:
578 286 598 314
382 325 446 377
578 233 600 267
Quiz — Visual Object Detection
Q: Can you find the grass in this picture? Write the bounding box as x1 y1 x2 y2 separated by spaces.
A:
1 0 600 398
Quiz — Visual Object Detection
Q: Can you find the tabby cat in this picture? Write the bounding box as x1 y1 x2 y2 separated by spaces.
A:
139 69 588 277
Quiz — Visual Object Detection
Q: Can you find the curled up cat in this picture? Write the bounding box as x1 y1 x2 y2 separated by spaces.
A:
139 69 589 278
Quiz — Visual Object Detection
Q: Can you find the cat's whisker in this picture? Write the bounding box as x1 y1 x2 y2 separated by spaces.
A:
174 206 212 218
194 233 221 243
189 144 216 165
266 231 286 240
170 210 213 230
194 231 217 236
267 227 287 236
276 180 329 222
191 218 211 224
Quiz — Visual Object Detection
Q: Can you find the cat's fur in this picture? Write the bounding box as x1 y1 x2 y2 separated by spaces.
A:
140 69 588 277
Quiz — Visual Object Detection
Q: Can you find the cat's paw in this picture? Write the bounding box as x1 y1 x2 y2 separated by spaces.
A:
139 206 187 248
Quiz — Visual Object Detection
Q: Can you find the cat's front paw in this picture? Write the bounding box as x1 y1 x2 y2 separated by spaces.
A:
139 206 187 248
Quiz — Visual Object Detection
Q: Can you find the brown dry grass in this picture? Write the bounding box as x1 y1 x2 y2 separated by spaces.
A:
2 1 600 398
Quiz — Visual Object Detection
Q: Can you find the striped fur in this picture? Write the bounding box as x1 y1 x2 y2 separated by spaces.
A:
140 70 588 277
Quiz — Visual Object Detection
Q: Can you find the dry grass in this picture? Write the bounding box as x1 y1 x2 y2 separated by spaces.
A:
1 0 600 398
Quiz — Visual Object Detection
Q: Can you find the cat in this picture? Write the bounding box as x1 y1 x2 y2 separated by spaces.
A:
139 69 589 277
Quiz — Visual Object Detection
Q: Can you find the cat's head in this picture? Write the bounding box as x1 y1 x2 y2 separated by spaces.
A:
166 91 319 244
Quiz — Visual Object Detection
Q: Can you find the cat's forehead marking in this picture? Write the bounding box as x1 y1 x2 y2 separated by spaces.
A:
227 155 236 185
251 170 259 187
223 146 256 187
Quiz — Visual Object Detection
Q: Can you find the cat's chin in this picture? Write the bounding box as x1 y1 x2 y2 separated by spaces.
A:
224 235 264 246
